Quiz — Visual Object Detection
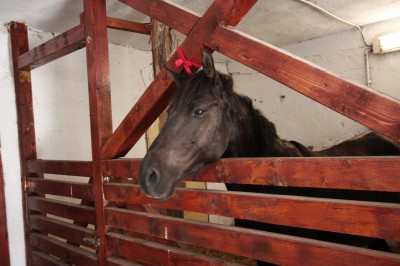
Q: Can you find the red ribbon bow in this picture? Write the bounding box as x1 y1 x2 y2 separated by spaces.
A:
175 47 201 75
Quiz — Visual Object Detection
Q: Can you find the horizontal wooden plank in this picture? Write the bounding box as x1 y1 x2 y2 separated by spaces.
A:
107 257 142 266
107 17 150 34
104 184 400 240
30 214 96 248
206 26 400 143
27 159 93 177
26 178 94 201
195 157 400 192
27 196 96 225
31 250 69 266
101 159 140 181
106 232 241 266
106 208 400 265
102 157 400 192
31 233 97 266
18 24 85 70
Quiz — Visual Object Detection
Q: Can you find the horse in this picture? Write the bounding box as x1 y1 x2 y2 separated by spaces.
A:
139 49 400 263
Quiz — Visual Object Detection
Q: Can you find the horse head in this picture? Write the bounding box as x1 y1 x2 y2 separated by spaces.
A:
138 49 234 200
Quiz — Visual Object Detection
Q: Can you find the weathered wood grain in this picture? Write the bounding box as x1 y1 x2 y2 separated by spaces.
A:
101 157 400 192
10 21 41 265
31 233 98 266
27 196 96 225
31 250 69 266
27 159 93 177
30 214 96 248
26 178 94 202
118 0 199 35
106 208 400 265
83 0 112 263
17 24 85 70
106 232 241 266
107 257 143 266
104 183 400 240
107 17 150 34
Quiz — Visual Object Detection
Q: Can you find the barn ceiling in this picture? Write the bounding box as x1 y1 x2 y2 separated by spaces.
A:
1 0 400 49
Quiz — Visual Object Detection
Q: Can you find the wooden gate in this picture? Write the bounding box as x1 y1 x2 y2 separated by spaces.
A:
10 0 400 265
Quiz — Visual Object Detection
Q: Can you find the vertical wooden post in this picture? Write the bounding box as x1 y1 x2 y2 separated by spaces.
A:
83 0 112 264
0 148 10 266
9 21 40 266
146 19 174 147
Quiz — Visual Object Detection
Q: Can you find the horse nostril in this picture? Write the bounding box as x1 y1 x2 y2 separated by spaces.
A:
145 168 160 186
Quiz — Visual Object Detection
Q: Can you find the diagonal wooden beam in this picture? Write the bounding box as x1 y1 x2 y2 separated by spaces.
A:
205 26 400 143
118 0 199 35
18 24 85 71
101 0 258 159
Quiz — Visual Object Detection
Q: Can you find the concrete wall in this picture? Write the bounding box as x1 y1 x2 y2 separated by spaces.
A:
0 25 152 265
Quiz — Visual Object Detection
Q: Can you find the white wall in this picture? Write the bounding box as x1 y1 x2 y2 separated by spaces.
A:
0 25 152 265
228 18 400 150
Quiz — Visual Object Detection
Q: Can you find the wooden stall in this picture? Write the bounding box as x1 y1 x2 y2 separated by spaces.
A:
10 0 400 265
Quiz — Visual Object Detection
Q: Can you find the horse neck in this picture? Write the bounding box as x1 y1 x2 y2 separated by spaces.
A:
223 94 303 158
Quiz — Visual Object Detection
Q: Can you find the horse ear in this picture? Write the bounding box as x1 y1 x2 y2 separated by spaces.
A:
165 66 187 85
201 49 217 81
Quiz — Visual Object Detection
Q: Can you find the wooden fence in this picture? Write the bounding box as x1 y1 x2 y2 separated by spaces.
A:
10 0 400 265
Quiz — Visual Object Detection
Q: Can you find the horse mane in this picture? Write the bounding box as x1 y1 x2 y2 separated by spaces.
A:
233 94 280 156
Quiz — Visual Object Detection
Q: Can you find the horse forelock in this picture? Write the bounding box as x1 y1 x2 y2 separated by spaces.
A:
168 70 233 113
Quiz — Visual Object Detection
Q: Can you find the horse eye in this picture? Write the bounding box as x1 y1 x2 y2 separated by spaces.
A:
194 109 206 116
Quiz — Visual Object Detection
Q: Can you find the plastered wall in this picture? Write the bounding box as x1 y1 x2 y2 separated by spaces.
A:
228 18 400 150
0 26 152 265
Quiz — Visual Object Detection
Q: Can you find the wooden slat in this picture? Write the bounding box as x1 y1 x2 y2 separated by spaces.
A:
206 26 400 143
107 17 150 34
28 196 96 225
26 178 94 201
31 233 97 266
101 0 257 159
106 208 400 266
31 250 69 266
18 24 85 70
107 257 142 266
101 159 140 180
104 184 400 240
83 1 112 263
27 159 93 177
101 157 400 192
196 157 400 192
30 214 96 248
106 232 241 266
0 150 10 266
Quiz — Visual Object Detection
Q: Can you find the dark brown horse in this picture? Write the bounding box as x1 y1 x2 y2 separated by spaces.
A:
139 49 400 200
139 50 400 262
